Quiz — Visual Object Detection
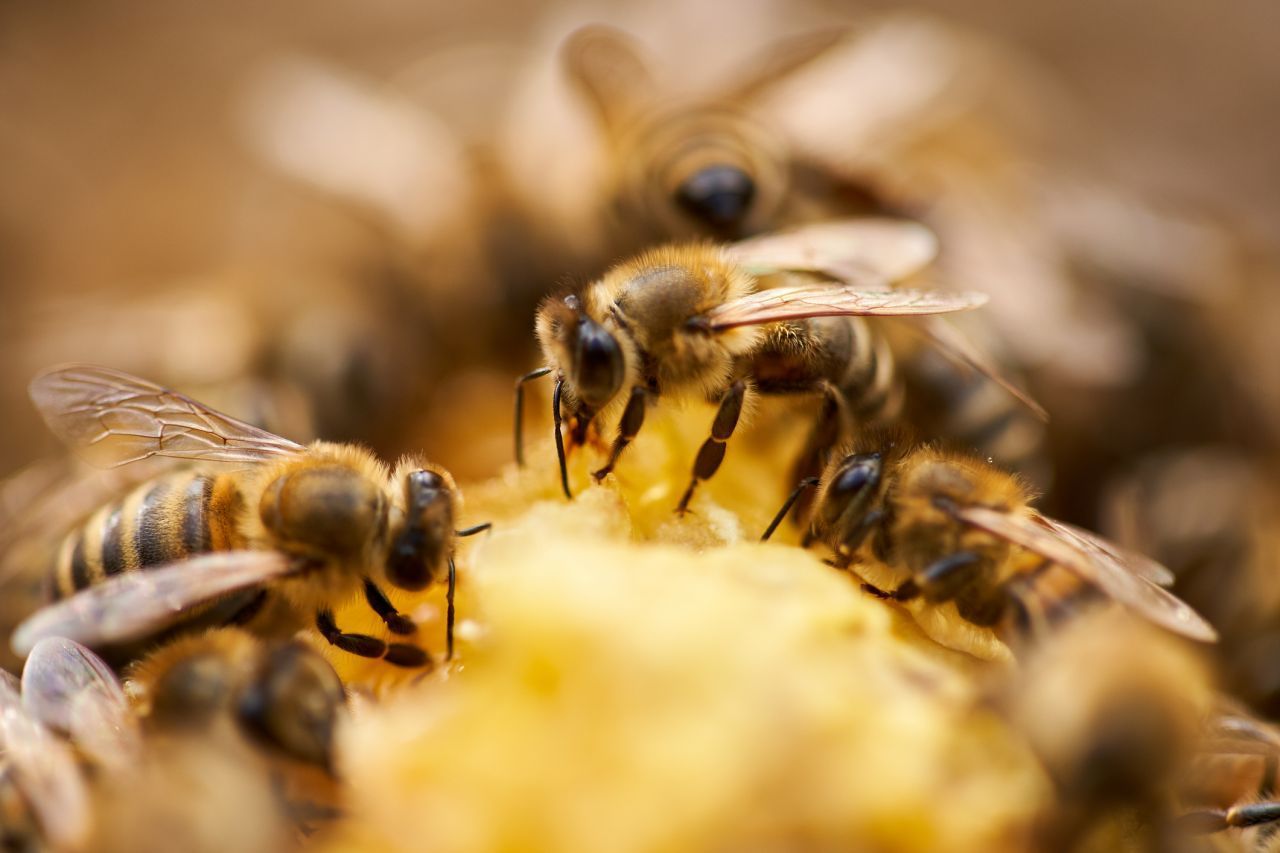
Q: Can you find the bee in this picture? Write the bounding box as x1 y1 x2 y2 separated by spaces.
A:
515 218 1038 513
1001 612 1212 851
558 25 1050 487
10 365 490 668
762 434 1215 657
561 24 884 247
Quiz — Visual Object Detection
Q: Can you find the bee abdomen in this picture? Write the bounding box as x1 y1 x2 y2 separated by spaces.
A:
51 471 230 600
841 327 901 424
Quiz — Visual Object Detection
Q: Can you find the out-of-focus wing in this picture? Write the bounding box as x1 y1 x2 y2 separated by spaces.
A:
952 505 1217 642
30 365 305 469
0 674 90 849
703 285 985 331
1036 516 1175 588
908 316 1049 421
727 218 939 284
22 637 140 769
11 551 300 656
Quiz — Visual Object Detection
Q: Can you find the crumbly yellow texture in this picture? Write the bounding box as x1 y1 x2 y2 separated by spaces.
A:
321 406 1050 852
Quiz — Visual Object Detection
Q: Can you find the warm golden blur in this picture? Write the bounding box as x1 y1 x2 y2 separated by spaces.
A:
1 2 1278 851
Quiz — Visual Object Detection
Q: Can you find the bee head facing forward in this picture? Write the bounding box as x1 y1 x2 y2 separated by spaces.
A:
536 293 628 412
385 464 458 592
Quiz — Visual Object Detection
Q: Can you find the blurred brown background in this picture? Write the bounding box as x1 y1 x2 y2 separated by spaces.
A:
2 0 1276 477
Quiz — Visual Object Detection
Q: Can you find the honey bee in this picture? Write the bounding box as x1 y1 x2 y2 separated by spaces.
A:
557 25 1050 488
561 24 882 247
516 218 1039 512
763 433 1215 656
10 366 490 668
128 628 346 779
1001 612 1212 850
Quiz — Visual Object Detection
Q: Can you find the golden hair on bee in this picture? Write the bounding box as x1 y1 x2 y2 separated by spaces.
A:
768 435 1215 659
518 219 997 511
17 366 489 672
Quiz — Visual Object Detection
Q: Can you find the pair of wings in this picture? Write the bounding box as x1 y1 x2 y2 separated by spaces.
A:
950 504 1216 642
700 219 1047 420
11 367 311 657
0 637 137 849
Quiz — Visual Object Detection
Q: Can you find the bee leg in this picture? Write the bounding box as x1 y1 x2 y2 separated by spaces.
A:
676 380 748 514
862 580 919 602
552 377 573 500
514 367 553 467
1178 802 1280 834
362 579 416 635
593 386 647 482
915 551 984 603
315 609 430 668
446 557 457 661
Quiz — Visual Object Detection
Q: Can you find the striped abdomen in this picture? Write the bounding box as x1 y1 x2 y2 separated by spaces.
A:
51 470 245 600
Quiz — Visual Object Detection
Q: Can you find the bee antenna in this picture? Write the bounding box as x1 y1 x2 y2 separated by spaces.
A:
455 523 492 538
514 367 553 467
762 477 821 542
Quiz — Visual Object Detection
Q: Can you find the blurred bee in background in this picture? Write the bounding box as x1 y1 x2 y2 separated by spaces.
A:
999 612 1212 851
1103 448 1280 716
763 432 1214 660
516 219 1035 513
1177 703 1280 849
126 628 347 831
12 366 490 669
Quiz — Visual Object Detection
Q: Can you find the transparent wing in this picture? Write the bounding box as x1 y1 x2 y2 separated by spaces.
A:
0 674 90 849
726 218 939 284
1035 516 1175 588
908 316 1049 421
704 285 986 331
30 365 305 469
22 637 140 769
1205 711 1280 756
11 551 299 656
952 505 1217 642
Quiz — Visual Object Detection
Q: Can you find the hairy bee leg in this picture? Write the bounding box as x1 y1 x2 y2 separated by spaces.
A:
676 380 747 514
1178 802 1280 834
362 579 416 636
862 581 919 602
552 377 572 500
761 477 821 541
593 386 647 482
446 557 456 661
514 367 553 467
315 610 430 668
916 551 984 603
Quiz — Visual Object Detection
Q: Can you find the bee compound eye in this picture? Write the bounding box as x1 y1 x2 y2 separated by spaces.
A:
675 164 756 227
573 320 625 409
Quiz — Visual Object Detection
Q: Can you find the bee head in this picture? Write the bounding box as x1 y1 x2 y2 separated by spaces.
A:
540 294 625 410
237 643 346 774
819 452 884 532
674 163 756 230
385 469 453 592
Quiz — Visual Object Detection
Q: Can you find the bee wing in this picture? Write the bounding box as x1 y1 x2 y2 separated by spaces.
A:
703 285 986 331
30 364 305 469
726 218 939 284
1206 713 1280 755
22 637 140 769
0 674 90 849
953 505 1217 642
906 317 1049 421
11 551 300 656
1035 516 1175 588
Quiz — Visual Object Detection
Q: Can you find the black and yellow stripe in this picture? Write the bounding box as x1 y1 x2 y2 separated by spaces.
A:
51 471 244 600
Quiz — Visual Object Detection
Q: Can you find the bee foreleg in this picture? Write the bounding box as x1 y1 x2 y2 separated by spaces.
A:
362 579 416 635
862 580 919 602
676 380 748 514
314 609 430 668
593 386 647 482
446 557 456 661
